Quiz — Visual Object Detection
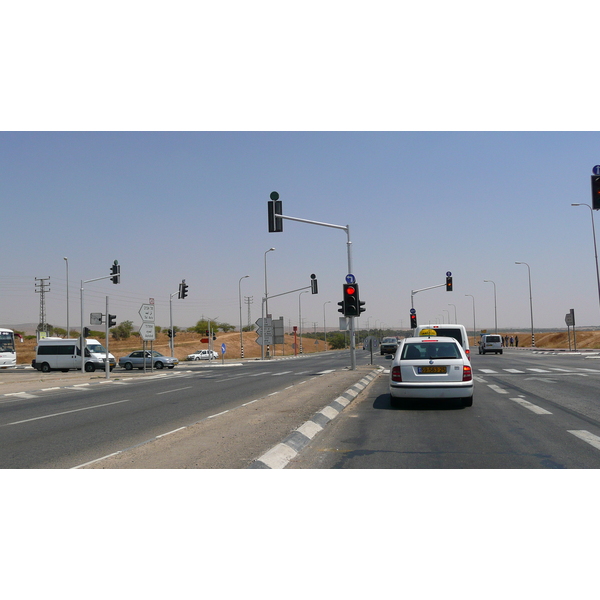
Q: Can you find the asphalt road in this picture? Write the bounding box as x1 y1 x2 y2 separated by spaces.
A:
0 350 379 468
287 348 600 468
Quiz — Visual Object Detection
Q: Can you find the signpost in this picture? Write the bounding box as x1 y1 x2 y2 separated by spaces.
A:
139 302 156 372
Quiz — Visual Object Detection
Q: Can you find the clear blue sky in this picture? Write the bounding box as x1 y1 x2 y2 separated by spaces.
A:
2 131 600 334
2 2 600 336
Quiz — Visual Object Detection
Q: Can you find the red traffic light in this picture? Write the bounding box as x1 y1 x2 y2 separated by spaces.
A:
346 286 355 295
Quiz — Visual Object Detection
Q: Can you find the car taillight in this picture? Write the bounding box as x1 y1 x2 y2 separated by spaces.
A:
465 347 471 359
391 366 402 382
463 365 472 381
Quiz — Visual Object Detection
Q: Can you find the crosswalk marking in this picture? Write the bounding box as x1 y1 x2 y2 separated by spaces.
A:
504 368 525 373
568 430 600 452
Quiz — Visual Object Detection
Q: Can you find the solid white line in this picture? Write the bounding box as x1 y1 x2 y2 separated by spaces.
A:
510 397 552 415
156 386 192 395
241 399 258 406
568 430 600 451
41 387 61 391
268 391 279 396
6 399 131 425
72 451 122 469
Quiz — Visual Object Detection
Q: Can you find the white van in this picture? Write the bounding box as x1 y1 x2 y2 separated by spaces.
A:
415 324 471 360
479 334 503 354
32 338 116 373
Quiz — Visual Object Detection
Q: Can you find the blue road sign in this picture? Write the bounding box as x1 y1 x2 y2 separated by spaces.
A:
593 165 600 175
446 271 452 277
346 274 356 284
221 343 226 354
410 308 416 314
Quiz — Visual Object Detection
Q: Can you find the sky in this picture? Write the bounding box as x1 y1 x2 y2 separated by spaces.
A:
2 131 600 334
2 2 599 337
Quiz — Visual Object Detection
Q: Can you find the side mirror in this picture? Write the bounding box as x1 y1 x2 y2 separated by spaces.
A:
385 354 393 359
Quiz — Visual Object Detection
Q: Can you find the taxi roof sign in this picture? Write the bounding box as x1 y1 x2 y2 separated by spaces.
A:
419 328 437 336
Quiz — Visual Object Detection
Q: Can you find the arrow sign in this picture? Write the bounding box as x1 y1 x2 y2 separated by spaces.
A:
139 304 155 322
139 323 156 341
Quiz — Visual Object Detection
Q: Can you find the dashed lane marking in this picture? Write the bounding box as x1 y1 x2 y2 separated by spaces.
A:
510 397 552 415
568 430 600 452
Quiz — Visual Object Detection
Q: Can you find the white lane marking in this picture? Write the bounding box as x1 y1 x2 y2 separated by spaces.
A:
248 372 271 377
316 370 335 375
156 427 186 438
510 397 552 415
474 376 487 383
41 387 61 391
242 399 258 406
488 384 508 394
156 386 193 395
568 430 600 451
5 392 39 399
6 399 131 426
479 369 498 374
271 371 292 376
527 368 551 373
207 410 229 419
576 368 600 373
504 369 525 373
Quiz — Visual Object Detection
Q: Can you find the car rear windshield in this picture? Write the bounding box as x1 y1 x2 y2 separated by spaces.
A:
485 336 502 343
428 328 462 344
401 342 461 360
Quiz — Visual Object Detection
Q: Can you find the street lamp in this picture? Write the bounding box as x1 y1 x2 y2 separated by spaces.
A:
63 257 69 337
448 303 457 324
571 203 600 319
465 294 476 348
323 300 331 350
515 261 535 347
483 280 497 333
263 247 275 359
239 275 249 359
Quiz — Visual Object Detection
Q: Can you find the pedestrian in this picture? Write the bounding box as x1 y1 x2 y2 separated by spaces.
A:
504 335 508 347
510 336 514 347
515 335 519 347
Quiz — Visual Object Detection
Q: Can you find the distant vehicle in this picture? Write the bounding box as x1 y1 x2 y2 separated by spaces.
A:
187 349 219 361
479 334 503 355
0 328 17 368
380 337 399 355
32 337 116 373
388 336 473 408
415 324 471 360
118 350 179 370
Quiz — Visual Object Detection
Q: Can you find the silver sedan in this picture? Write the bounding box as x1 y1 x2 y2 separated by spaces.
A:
118 350 179 370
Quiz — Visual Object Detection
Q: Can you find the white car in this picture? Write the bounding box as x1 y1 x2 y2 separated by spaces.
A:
388 336 473 408
187 349 219 361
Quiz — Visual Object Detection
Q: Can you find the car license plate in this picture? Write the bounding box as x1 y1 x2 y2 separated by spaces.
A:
418 366 447 374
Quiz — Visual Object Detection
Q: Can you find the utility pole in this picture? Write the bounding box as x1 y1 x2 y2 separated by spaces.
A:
35 276 51 337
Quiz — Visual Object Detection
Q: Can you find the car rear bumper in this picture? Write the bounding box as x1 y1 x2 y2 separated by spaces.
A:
390 382 473 399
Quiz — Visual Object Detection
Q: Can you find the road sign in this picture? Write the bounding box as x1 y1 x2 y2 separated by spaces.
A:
446 271 452 277
201 337 209 343
593 165 600 175
221 343 226 354
139 304 155 322
410 308 416 314
139 323 156 341
345 273 356 284
90 312 103 325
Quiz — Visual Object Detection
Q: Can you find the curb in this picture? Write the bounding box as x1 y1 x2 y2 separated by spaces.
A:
248 367 382 469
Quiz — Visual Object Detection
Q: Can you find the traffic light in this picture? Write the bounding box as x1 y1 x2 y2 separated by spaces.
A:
358 298 366 315
343 283 360 316
110 261 120 284
83 327 90 337
268 191 283 233
446 276 453 291
410 313 417 328
167 329 173 338
337 300 346 314
310 274 318 294
179 279 188 299
108 314 117 328
592 176 600 210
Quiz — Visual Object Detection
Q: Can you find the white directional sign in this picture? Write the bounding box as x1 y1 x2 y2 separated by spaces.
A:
139 304 155 322
139 323 156 341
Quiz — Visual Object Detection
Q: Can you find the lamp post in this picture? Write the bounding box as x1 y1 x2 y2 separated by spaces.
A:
323 300 331 350
483 279 497 333
571 203 600 319
448 303 457 324
63 257 69 337
239 275 249 359
515 261 535 347
465 294 476 348
263 247 275 359
299 290 309 353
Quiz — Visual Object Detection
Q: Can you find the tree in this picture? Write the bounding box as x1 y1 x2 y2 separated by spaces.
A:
111 320 134 340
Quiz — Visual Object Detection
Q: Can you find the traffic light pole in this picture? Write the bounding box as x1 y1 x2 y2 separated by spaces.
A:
169 290 178 357
410 283 446 332
274 210 356 370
